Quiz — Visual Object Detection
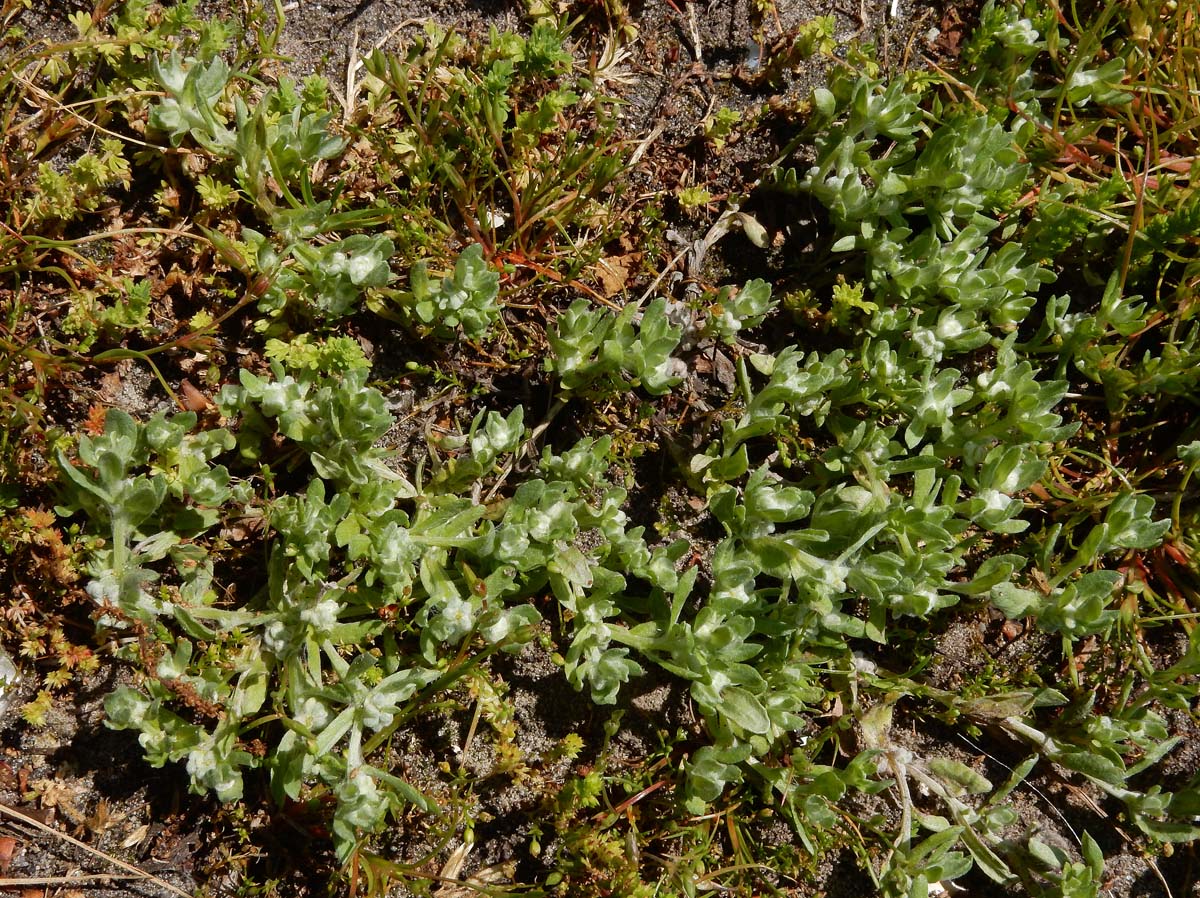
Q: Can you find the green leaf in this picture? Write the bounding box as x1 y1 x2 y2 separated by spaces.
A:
952 554 1023 595
407 243 500 339
720 686 771 735
929 757 991 795
1081 832 1104 877
1132 817 1200 843
990 582 1043 617
1057 748 1126 787
56 449 114 506
334 515 360 548
230 656 269 718
104 687 153 730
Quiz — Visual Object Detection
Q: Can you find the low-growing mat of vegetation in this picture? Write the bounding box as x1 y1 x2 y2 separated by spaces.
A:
1 0 1199 895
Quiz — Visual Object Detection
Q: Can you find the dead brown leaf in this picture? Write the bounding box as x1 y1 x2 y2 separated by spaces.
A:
29 778 88 827
179 379 211 413
219 514 265 543
0 835 16 874
592 252 642 298
96 363 131 402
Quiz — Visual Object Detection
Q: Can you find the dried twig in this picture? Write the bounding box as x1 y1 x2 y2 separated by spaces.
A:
0 803 192 898
0 874 160 886
685 2 703 63
340 18 424 122
343 24 360 123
